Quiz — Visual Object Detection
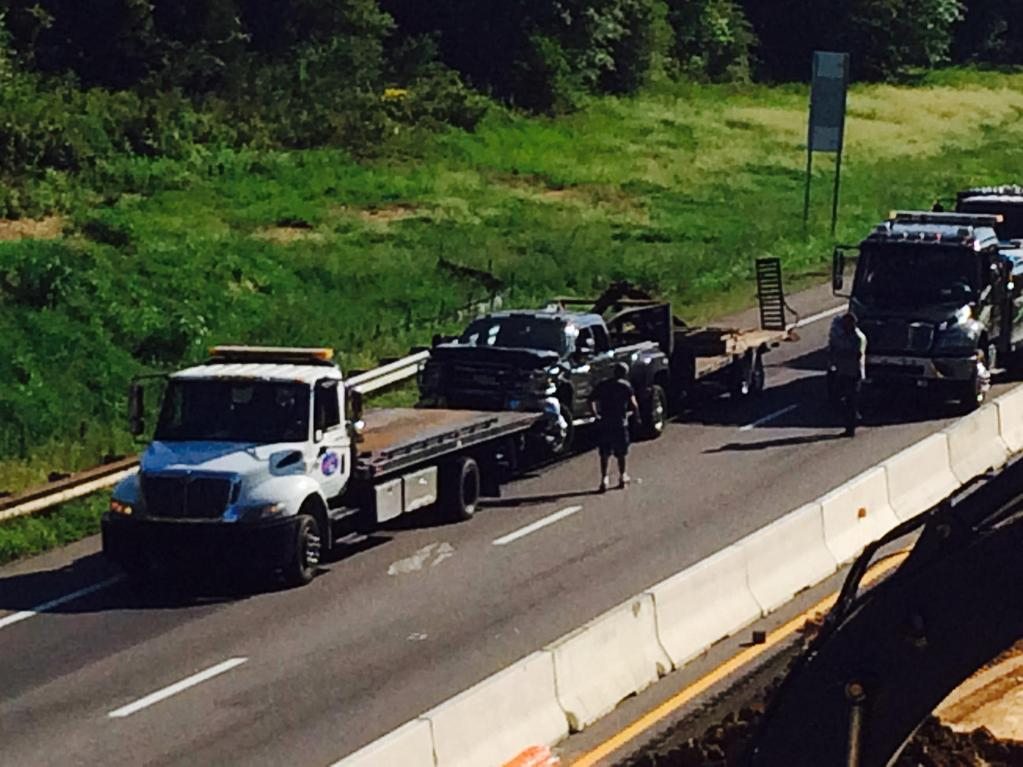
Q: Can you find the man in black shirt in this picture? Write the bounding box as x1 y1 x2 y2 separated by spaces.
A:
593 362 639 492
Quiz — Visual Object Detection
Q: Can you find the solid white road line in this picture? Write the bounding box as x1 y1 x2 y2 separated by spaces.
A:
0 575 122 631
740 404 800 432
791 304 845 329
108 657 248 719
493 506 584 546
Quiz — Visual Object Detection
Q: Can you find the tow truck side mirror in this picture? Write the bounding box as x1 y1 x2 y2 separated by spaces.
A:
832 248 845 293
129 382 145 436
348 389 364 423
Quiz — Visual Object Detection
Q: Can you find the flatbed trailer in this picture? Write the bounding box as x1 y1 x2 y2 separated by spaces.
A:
560 283 792 402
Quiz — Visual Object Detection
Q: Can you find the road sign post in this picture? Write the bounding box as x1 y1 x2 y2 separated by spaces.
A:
803 51 850 236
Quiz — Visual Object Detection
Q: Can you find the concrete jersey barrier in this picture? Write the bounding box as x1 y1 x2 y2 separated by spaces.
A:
546 595 670 731
327 382 1023 767
424 652 568 767
329 719 435 767
647 544 762 668
742 503 837 614
884 433 960 521
996 388 1023 453
944 405 1009 484
820 467 899 564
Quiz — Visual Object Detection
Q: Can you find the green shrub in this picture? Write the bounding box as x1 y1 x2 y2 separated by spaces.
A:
666 0 754 81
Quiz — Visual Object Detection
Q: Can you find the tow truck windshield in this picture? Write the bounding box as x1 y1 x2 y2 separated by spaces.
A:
155 380 310 443
457 316 571 354
854 245 977 306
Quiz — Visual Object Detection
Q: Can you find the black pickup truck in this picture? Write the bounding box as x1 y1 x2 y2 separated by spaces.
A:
419 282 789 453
418 306 671 454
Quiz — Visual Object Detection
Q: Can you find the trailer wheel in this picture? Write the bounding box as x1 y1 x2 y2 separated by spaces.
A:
284 514 321 587
639 384 668 439
734 350 765 397
441 456 481 521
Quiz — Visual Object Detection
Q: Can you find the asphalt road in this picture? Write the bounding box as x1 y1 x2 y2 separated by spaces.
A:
1 285 1014 767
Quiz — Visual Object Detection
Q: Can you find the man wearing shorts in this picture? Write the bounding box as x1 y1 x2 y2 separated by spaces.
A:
593 362 638 492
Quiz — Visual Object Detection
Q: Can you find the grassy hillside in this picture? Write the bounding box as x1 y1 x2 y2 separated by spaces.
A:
3 67 1023 495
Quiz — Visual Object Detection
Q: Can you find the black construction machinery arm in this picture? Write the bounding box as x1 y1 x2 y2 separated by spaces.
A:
746 455 1023 767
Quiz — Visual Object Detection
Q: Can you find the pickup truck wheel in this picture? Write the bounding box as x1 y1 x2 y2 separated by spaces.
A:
285 514 321 587
547 405 574 457
441 456 481 521
640 384 668 439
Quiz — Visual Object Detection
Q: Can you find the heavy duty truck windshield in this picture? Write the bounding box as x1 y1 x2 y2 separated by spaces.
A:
458 316 570 353
155 380 310 443
854 246 978 306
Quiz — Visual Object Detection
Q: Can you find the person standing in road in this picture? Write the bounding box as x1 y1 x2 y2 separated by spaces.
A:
829 312 867 437
593 362 639 491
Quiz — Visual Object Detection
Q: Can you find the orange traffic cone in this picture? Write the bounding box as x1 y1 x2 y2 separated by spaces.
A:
502 745 560 767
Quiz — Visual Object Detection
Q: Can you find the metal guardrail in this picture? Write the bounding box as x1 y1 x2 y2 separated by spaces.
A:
0 350 431 525
347 350 430 395
0 458 141 523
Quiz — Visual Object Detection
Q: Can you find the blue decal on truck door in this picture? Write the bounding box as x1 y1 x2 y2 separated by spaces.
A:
321 452 340 476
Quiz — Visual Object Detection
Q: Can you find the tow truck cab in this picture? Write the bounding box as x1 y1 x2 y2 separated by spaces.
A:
832 211 1023 409
103 346 356 586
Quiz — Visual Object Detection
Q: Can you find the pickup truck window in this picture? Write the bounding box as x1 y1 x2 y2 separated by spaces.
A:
854 245 978 306
155 380 310 443
458 316 570 354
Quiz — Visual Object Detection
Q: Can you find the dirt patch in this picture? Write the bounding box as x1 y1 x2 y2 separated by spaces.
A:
538 186 584 202
937 641 1023 741
252 226 325 244
351 203 421 224
0 216 64 242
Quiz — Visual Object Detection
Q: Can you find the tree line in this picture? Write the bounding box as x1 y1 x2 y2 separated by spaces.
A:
0 0 1021 214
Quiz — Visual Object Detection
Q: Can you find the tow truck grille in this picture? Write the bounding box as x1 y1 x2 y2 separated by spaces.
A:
861 321 934 355
143 475 233 520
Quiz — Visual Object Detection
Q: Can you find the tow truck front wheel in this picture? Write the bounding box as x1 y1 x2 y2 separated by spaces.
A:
284 514 321 587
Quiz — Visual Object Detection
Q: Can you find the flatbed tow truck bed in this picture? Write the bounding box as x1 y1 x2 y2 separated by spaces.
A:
355 408 543 479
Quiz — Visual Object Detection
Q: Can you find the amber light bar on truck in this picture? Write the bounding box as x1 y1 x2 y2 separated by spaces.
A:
208 345 336 365
889 210 1004 227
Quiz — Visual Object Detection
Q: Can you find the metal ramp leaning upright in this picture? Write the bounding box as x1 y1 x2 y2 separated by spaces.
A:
755 257 787 331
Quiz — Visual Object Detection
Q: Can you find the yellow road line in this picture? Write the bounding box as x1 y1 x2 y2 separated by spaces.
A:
570 550 911 767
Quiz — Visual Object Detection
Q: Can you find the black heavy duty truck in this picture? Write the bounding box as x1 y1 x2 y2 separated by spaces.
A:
956 185 1023 241
419 279 791 453
833 211 1023 409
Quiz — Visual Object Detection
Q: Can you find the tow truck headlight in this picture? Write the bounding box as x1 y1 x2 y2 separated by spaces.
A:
240 502 284 520
937 305 973 332
109 500 133 516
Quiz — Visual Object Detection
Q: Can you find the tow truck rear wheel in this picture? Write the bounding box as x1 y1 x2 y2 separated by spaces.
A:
285 514 321 587
441 455 481 521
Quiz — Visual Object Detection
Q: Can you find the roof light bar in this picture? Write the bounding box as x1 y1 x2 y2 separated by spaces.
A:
889 210 1003 226
208 345 335 364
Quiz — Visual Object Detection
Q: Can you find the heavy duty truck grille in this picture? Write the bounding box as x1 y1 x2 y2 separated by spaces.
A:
143 475 233 520
861 320 934 355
